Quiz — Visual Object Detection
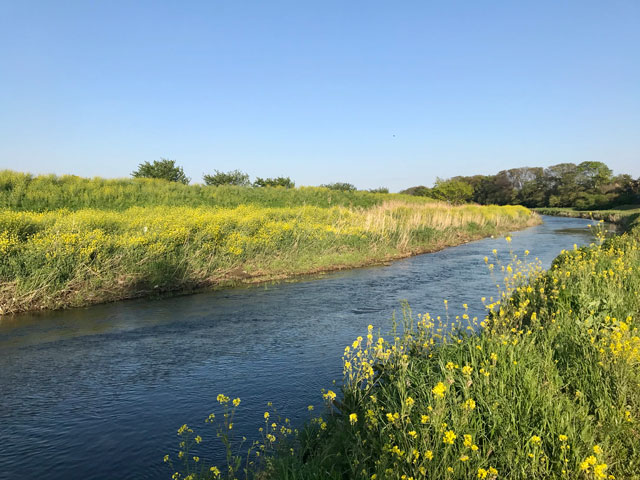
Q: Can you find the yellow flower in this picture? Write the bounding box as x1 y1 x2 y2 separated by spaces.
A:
193 456 199 462
594 463 608 479
559 434 568 442
264 412 270 420
421 414 430 424
194 435 202 444
463 399 476 410
530 435 542 445
460 455 469 462
425 450 433 460
232 397 241 407
580 455 597 471
349 413 358 425
462 365 473 375
432 382 447 399
443 430 457 444
593 445 603 455
216 393 229 404
324 390 337 402
210 466 220 477
408 430 417 438
406 396 415 407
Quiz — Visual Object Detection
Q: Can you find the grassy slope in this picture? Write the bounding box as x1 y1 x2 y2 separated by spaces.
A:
0 170 433 211
0 197 538 314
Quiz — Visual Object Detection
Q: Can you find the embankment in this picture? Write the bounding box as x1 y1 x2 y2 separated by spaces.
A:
0 201 538 314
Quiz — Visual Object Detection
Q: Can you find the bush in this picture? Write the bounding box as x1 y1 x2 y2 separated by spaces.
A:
253 177 295 188
320 182 357 192
203 170 251 187
368 187 390 194
131 159 190 184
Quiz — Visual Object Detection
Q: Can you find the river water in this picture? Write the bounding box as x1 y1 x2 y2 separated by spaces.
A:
0 216 601 479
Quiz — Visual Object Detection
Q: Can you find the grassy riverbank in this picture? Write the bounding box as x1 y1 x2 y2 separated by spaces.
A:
0 170 431 211
0 198 537 314
535 206 640 231
170 224 640 479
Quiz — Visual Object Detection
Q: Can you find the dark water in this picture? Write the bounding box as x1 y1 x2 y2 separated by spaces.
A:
0 216 601 480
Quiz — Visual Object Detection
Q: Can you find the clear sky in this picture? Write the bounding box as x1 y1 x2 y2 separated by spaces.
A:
1 1 638 191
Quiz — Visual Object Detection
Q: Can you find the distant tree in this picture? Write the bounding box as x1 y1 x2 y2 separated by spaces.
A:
253 176 295 188
430 178 474 204
203 169 251 187
321 182 357 192
132 159 190 184
473 173 514 205
368 187 389 194
575 161 613 191
542 163 579 206
400 186 432 197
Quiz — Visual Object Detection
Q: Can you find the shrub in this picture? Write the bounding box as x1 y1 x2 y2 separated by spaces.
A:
321 182 357 192
253 177 295 188
131 159 190 184
203 170 251 187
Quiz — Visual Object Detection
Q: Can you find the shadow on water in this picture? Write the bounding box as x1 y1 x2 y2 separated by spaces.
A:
0 216 606 479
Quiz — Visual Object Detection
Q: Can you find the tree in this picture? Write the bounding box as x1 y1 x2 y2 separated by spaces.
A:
472 174 514 205
368 187 389 194
321 182 357 192
253 176 295 188
400 186 431 197
132 159 190 184
203 170 250 187
430 178 474 204
575 161 613 191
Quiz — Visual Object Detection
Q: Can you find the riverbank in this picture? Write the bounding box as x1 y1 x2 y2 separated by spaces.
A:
534 206 640 231
173 222 640 479
0 202 538 315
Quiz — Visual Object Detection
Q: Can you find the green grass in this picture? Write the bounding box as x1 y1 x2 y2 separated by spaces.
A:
0 202 537 314
0 170 435 211
169 224 640 480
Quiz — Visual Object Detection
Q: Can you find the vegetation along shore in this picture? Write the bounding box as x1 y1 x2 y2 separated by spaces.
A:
534 206 640 232
168 222 640 479
0 170 539 315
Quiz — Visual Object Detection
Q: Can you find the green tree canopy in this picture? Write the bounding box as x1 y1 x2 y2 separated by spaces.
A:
253 176 295 188
203 170 250 187
430 178 474 204
132 159 190 184
321 182 357 192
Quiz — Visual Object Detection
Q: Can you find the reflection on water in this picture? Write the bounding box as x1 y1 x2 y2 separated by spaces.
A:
0 216 601 480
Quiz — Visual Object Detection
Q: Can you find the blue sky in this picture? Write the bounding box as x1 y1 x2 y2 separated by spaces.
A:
1 1 638 191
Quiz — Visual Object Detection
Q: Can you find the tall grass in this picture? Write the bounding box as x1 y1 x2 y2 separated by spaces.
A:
0 202 537 314
168 224 640 479
0 170 434 211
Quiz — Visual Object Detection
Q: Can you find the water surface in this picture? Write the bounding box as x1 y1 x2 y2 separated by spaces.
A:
0 216 600 479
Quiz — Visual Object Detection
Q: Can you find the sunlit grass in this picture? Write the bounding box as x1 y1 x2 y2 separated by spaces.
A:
0 202 537 314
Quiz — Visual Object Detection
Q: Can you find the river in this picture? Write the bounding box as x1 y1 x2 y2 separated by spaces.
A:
0 216 602 479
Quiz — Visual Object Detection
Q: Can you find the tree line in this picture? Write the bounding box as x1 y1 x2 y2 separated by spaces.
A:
131 159 388 193
401 161 640 209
